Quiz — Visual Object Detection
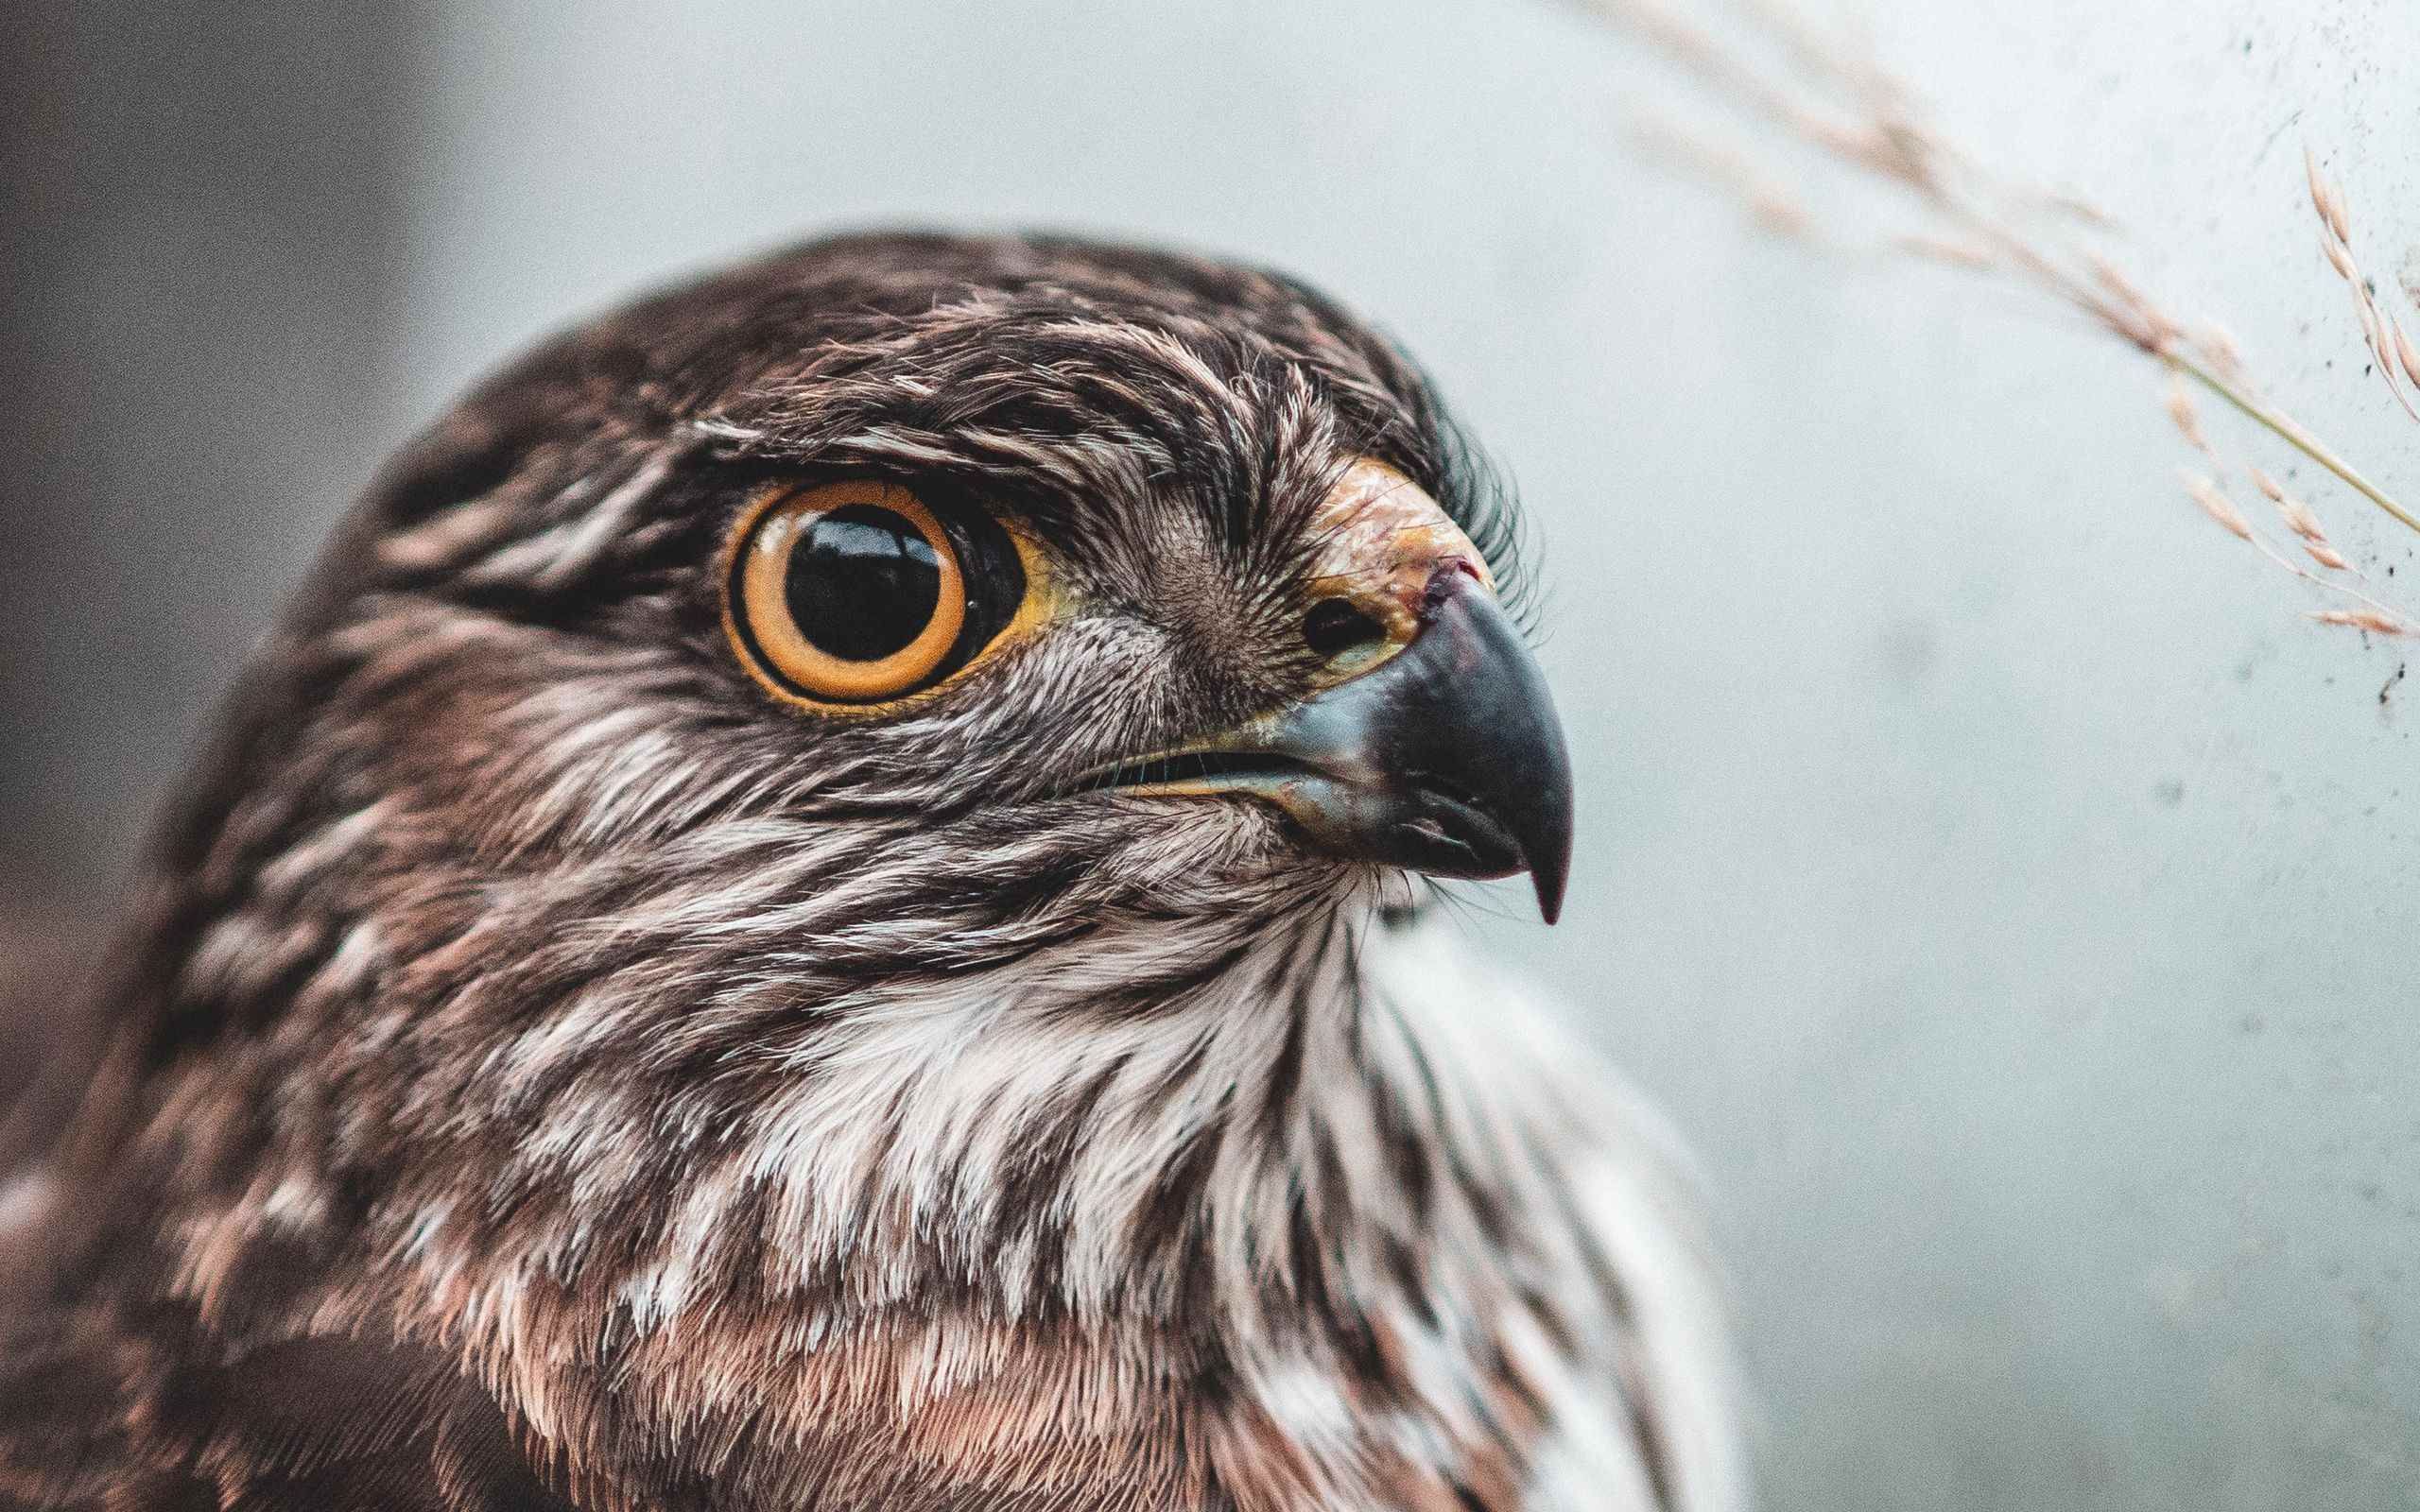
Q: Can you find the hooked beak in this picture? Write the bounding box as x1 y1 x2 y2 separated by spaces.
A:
1081 565 1576 923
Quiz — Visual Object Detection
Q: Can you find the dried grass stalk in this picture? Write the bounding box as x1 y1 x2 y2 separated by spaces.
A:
1583 0 2420 644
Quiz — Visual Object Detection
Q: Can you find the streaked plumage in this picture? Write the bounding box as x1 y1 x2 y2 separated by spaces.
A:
0 232 1743 1510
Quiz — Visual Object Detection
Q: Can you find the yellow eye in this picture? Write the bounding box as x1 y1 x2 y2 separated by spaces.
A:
724 480 1029 711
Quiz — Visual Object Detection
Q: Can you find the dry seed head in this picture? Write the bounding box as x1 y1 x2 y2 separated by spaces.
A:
2089 253 2149 311
2305 540 2350 571
2355 294 2388 363
2045 191 2115 229
2183 472 2254 541
2309 609 2411 636
2276 494 2328 543
2249 466 2328 542
2163 376 2211 454
2324 233 2360 284
2084 255 2182 351
1627 114 1818 245
1897 234 1995 270
2196 321 2247 384
2306 146 2351 243
2394 320 2420 391
2354 292 2388 353
1748 191 1814 237
2329 266 2408 407
2285 503 2329 541
2086 254 2179 348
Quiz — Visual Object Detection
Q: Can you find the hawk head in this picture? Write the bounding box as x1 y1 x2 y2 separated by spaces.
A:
335 231 1570 931
25 232 1624 1508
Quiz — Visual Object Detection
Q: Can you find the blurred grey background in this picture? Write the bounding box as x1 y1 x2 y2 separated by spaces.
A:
4 1 2415 1507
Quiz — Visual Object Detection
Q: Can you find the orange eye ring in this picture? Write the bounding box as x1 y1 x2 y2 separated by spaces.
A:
726 480 967 708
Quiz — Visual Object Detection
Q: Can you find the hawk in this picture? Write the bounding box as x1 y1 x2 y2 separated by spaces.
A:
0 233 1743 1510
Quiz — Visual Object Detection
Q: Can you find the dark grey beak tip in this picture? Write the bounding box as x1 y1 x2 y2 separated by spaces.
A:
1533 843 1570 926
1508 712 1573 926
1263 569 1578 925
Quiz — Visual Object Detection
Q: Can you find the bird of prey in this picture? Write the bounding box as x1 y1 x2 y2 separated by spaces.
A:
0 233 1742 1511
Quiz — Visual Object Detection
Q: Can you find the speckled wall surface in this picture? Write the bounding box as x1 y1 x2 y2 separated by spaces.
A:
7 2 2414 1505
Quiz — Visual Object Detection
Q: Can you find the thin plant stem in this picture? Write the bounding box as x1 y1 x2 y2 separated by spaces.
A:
2165 352 2420 537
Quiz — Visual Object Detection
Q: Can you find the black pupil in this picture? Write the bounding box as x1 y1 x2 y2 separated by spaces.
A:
785 505 942 662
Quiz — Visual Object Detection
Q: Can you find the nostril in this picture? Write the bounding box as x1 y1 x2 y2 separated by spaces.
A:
1303 597 1388 662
